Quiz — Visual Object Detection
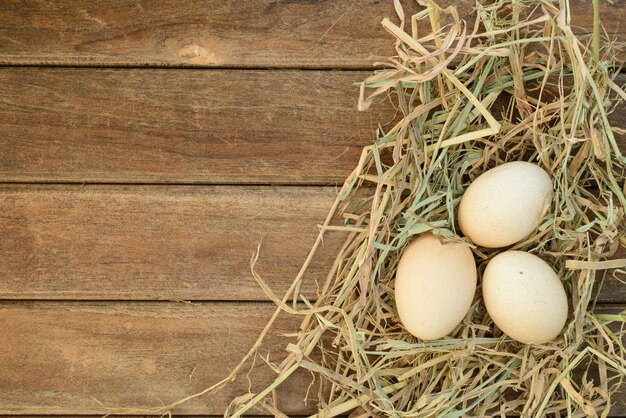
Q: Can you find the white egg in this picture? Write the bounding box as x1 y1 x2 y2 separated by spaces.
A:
458 161 553 248
395 233 477 340
483 251 568 344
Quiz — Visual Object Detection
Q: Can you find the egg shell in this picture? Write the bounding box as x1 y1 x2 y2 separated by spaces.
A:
394 233 477 341
483 251 568 344
458 161 553 248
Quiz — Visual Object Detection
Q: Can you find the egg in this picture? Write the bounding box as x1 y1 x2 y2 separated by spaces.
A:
394 233 477 340
482 251 568 344
458 161 553 248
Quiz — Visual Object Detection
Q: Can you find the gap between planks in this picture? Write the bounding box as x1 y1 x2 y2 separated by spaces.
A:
0 181 347 187
0 63 382 71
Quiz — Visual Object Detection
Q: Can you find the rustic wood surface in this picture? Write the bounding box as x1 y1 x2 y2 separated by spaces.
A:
0 69 623 185
0 302 312 415
0 0 622 67
0 68 389 184
1 302 624 416
0 0 624 416
0 184 624 303
0 185 341 300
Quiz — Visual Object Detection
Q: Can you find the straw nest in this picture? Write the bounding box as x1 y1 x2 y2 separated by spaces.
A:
165 0 626 416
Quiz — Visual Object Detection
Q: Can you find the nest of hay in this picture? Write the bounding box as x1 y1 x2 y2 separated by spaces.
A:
164 0 626 416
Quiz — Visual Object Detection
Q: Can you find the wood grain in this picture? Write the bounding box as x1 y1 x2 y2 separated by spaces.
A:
0 185 344 301
0 68 390 184
0 301 623 416
0 0 622 68
596 246 626 304
1 69 624 185
0 185 624 302
0 301 314 415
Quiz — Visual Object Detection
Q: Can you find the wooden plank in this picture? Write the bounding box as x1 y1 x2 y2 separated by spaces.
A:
0 1 622 68
0 0 406 68
0 185 342 301
0 68 389 184
1 69 624 185
0 301 314 415
0 301 623 415
1 185 624 303
594 246 626 304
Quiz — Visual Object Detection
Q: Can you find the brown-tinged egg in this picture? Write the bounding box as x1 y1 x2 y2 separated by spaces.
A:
483 250 568 344
459 162 553 248
395 233 477 340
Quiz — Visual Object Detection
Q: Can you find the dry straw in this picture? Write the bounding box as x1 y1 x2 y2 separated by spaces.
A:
158 0 626 416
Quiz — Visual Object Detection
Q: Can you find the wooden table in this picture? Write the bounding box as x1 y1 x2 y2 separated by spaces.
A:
0 1 624 416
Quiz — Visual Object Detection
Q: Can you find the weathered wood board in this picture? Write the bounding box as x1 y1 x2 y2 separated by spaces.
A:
0 0 622 67
0 301 623 415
